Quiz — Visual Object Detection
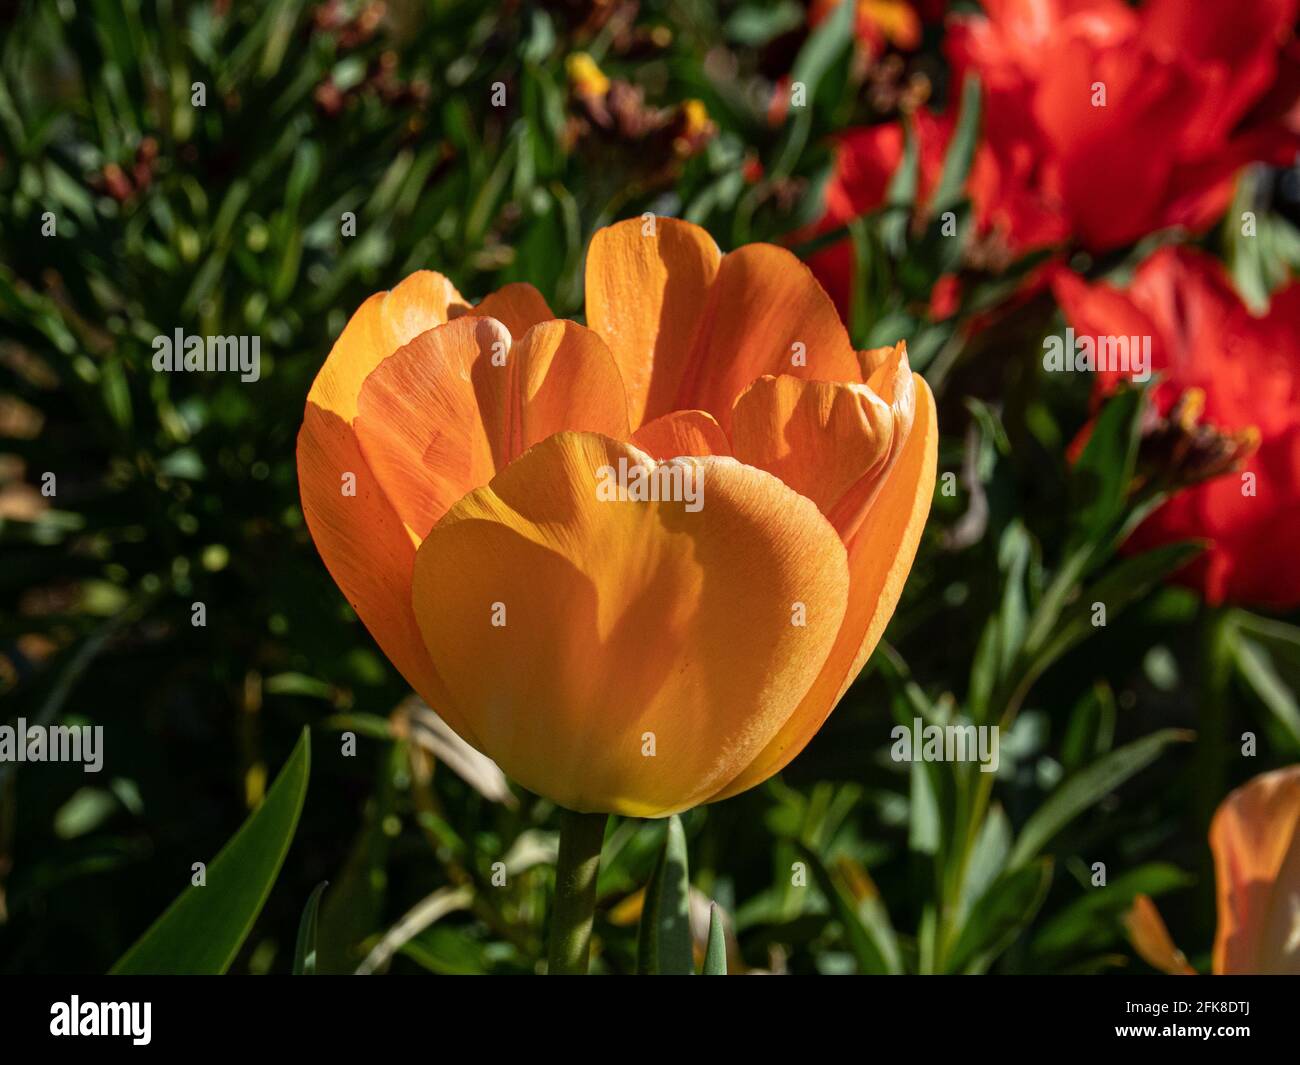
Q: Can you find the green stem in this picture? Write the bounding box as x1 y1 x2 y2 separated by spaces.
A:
546 809 608 975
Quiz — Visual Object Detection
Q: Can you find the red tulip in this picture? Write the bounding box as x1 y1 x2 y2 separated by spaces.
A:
1053 246 1300 609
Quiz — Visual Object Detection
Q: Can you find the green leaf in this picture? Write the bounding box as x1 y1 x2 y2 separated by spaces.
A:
702 902 727 975
947 859 1052 973
293 881 328 976
1068 385 1145 550
110 729 311 975
1231 612 1300 748
1025 541 1204 677
930 76 981 216
794 841 901 974
1009 729 1192 868
771 0 854 177
636 815 692 975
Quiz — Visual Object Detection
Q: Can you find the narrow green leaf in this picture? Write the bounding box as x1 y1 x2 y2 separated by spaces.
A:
794 842 900 974
702 902 727 975
111 729 311 975
293 881 328 976
930 76 981 215
1068 385 1145 550
636 815 692 975
1009 729 1192 868
947 859 1052 973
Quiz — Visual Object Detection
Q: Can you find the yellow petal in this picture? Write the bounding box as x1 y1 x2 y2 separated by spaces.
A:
631 409 731 459
307 271 466 423
731 350 914 540
1124 895 1196 975
463 282 554 339
296 404 481 747
354 317 629 539
677 243 861 434
411 432 850 816
1210 765 1300 974
585 217 721 429
709 375 937 800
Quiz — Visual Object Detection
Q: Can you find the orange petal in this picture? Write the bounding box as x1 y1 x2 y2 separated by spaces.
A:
1124 895 1196 975
731 349 915 540
411 432 850 817
676 243 861 434
307 271 466 422
1209 765 1300 974
463 282 554 338
474 319 631 471
296 404 480 747
631 409 731 459
354 317 630 539
354 317 505 540
585 217 721 429
709 374 937 800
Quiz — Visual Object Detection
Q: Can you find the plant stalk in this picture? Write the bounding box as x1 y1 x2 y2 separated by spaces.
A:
546 809 608 975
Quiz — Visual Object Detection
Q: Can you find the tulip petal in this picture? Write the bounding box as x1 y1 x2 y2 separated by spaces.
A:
474 319 631 471
631 409 732 459
1210 764 1300 974
709 375 937 800
676 243 862 434
464 282 554 338
411 432 850 817
354 317 505 540
585 217 722 428
297 404 479 747
354 317 630 539
307 271 466 422
731 346 915 540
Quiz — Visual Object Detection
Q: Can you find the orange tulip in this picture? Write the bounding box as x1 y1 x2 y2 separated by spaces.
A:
1127 765 1300 974
297 217 937 817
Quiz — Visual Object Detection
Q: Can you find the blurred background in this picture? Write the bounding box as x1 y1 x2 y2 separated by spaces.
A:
3 0 1300 975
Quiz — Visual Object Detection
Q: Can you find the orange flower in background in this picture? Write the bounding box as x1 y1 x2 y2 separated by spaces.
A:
1128 765 1300 974
1053 246 1300 609
297 218 937 817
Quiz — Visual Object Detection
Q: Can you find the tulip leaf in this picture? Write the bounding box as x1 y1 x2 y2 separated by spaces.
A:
702 902 727 975
636 815 693 975
293 880 329 975
1008 728 1192 869
110 729 311 975
946 858 1052 973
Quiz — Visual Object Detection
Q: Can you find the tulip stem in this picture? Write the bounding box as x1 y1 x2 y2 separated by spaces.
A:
546 809 608 975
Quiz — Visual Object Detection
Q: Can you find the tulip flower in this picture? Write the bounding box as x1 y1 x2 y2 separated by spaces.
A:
1127 765 1300 974
1053 246 1300 608
298 218 936 970
298 216 935 816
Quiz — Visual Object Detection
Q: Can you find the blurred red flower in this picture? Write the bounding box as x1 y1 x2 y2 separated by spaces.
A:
1053 246 1300 609
809 0 1300 315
